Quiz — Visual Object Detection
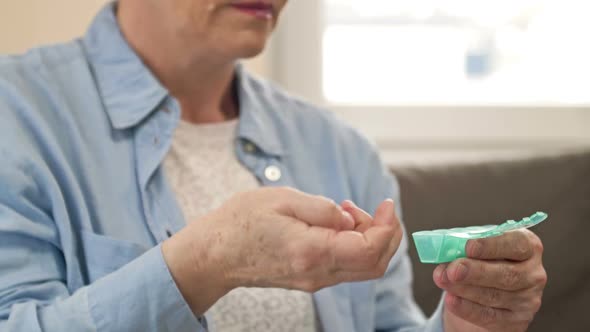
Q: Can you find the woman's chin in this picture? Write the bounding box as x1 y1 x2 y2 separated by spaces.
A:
233 41 268 59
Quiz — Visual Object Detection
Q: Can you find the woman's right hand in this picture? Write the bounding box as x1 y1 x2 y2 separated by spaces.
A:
162 187 402 315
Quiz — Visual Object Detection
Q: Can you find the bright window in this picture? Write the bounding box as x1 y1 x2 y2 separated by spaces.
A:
272 0 590 159
323 0 590 105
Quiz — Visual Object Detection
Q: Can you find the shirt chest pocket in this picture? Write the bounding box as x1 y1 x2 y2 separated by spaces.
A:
80 230 151 283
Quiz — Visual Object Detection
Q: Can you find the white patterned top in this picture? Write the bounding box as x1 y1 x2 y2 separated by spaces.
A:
163 119 319 332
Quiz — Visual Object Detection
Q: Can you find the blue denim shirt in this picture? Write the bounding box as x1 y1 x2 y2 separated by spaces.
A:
0 3 444 332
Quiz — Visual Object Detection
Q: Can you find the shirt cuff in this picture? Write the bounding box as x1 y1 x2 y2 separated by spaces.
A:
88 244 208 331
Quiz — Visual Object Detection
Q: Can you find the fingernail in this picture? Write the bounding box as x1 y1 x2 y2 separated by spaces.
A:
467 240 483 258
435 264 449 284
441 266 449 284
453 263 469 282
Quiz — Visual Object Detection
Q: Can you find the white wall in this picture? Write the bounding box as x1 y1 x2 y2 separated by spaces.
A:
0 0 271 76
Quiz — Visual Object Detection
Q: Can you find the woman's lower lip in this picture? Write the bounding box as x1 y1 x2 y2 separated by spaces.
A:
230 5 274 19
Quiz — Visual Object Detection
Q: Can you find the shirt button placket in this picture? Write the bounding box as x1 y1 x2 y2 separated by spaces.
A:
244 142 257 154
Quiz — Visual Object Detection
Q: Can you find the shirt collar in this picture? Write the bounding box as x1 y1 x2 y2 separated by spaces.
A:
82 2 168 130
82 2 284 157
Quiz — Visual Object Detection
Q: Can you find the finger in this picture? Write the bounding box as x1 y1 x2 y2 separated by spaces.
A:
281 188 354 231
434 278 528 311
341 200 373 232
373 199 399 226
433 263 449 285
377 225 403 270
329 220 401 273
444 258 531 291
329 231 384 271
327 200 401 271
369 199 403 264
333 229 402 283
466 229 539 262
443 293 525 329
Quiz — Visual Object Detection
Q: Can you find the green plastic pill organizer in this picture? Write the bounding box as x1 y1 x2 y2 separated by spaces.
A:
412 212 548 264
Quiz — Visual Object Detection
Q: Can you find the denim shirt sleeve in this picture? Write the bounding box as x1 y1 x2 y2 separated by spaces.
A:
351 135 445 332
87 245 205 331
0 158 205 331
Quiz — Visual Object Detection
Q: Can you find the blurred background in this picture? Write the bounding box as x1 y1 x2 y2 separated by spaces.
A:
2 0 589 166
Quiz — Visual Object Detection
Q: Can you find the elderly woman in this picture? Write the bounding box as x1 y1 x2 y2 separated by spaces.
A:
0 1 546 331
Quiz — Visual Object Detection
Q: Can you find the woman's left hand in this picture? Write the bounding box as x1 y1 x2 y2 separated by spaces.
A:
433 229 547 332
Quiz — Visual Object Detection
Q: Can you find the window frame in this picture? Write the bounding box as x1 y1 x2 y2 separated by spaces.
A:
271 0 590 162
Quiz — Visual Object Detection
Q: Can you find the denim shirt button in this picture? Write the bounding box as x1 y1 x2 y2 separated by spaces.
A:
243 142 257 154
